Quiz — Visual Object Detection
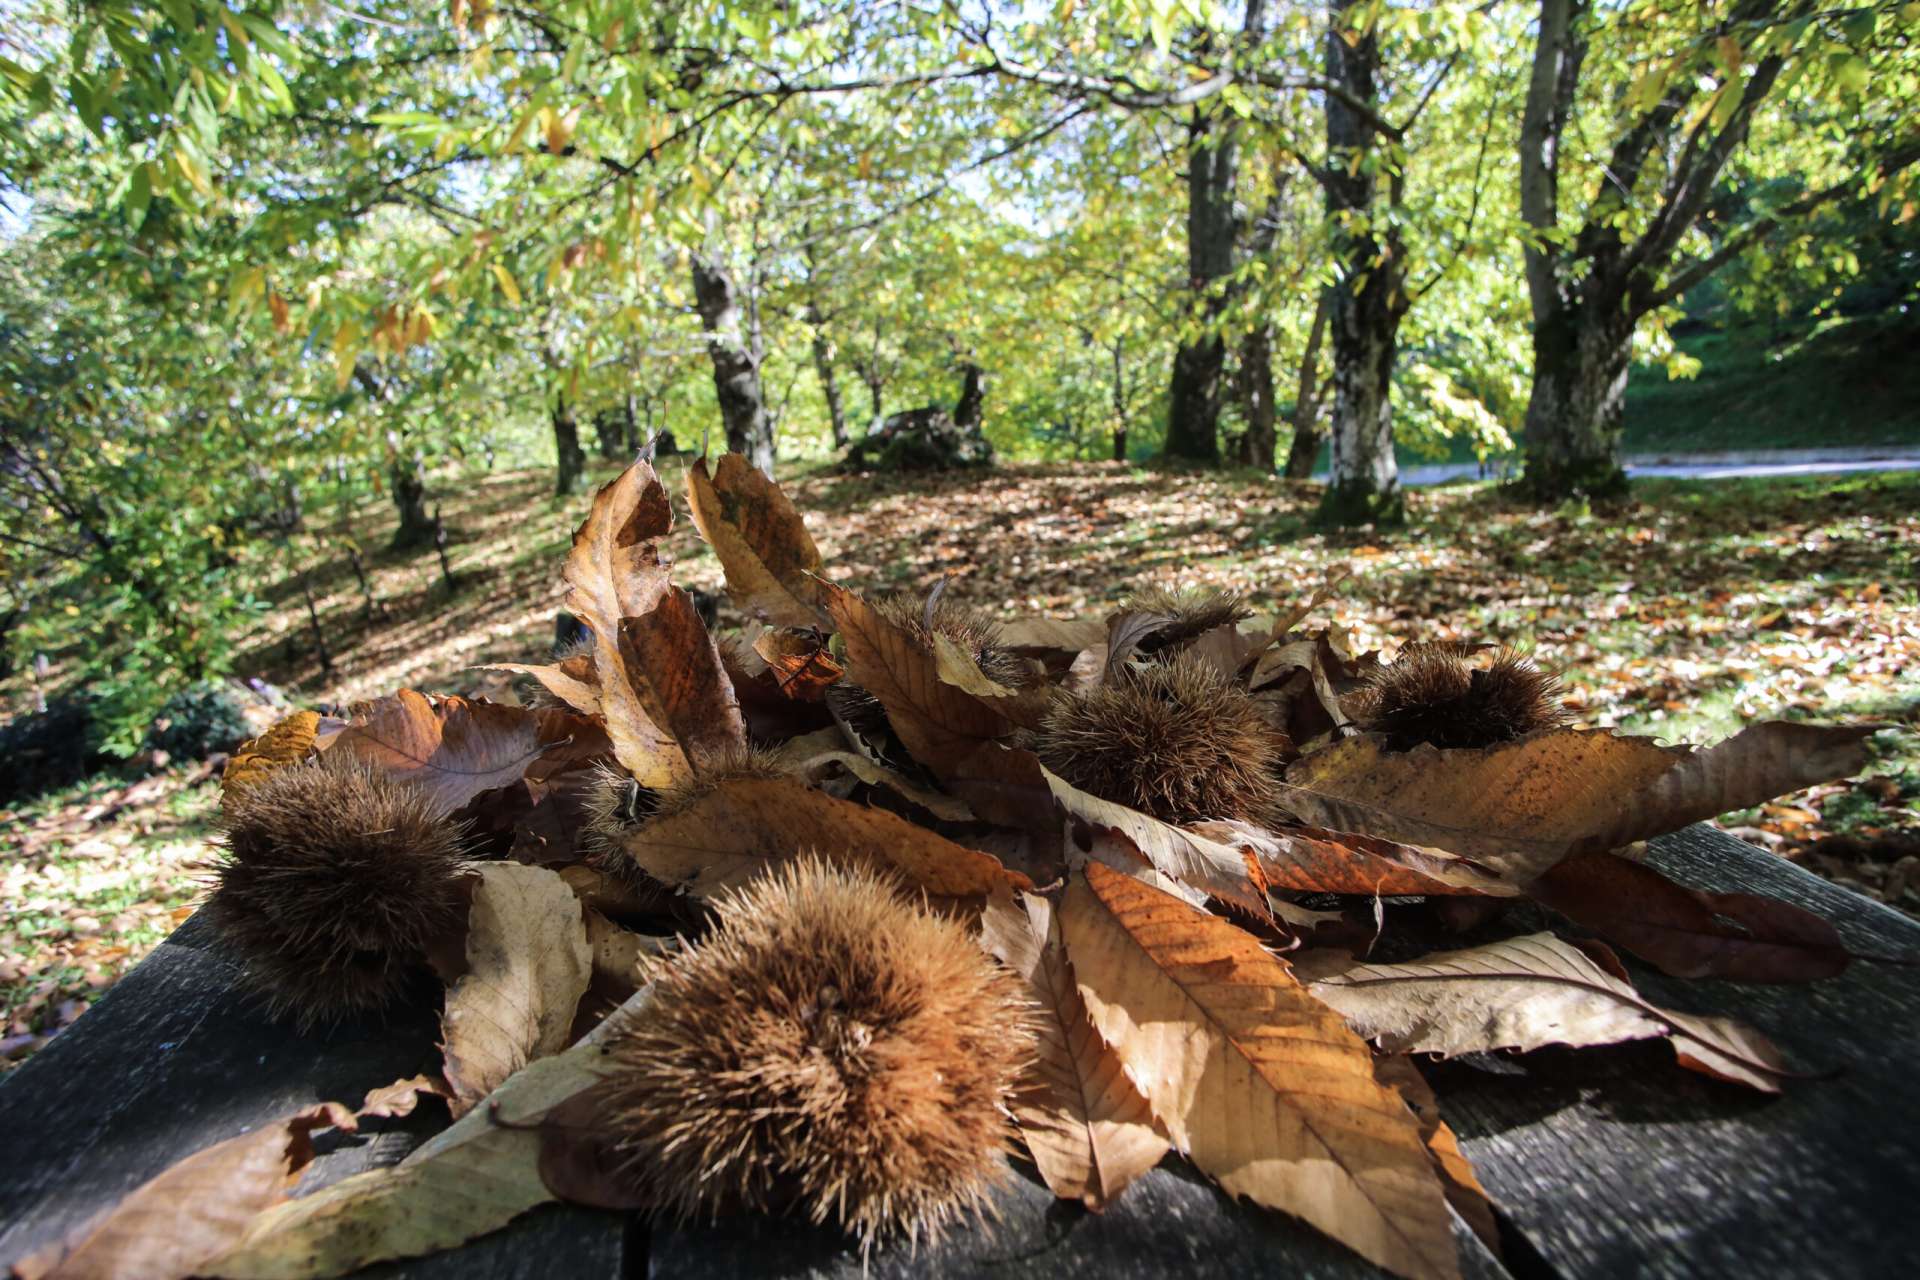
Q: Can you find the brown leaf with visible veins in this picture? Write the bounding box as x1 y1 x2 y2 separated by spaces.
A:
751 627 844 700
1281 723 1877 878
1303 932 1793 1093
980 891 1169 1209
685 453 827 629
1191 820 1517 897
1046 766 1268 916
823 582 1022 773
328 692 592 818
1059 862 1457 1280
474 656 599 717
561 461 689 787
620 775 1032 899
1530 852 1850 982
14 1103 354 1280
442 864 592 1117
618 586 748 772
1371 1056 1499 1255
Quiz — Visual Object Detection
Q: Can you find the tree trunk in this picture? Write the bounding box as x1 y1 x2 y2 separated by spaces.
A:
592 408 626 460
812 316 849 448
387 454 435 550
1163 104 1241 463
1110 338 1130 463
953 361 986 430
1283 290 1331 480
552 396 587 496
622 391 640 453
1520 292 1634 498
859 368 885 435
1318 0 1404 525
1239 325 1277 472
691 253 775 475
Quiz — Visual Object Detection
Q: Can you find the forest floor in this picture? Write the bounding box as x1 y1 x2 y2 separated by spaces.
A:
4 460 1917 1067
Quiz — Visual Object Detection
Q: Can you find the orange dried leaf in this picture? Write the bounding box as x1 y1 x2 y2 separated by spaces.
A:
685 452 827 629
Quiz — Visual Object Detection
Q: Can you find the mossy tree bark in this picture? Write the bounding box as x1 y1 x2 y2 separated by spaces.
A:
691 253 776 477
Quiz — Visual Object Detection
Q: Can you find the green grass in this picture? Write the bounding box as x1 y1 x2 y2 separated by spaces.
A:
1622 310 1920 455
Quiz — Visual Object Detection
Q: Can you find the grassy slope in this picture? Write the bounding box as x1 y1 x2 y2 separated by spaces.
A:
1622 311 1920 454
1295 308 1920 471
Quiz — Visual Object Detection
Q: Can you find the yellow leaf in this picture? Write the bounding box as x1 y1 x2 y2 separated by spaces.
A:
331 319 362 390
221 710 320 807
489 263 522 306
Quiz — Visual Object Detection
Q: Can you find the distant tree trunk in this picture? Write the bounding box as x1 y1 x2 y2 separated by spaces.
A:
812 317 849 448
953 361 986 430
552 396 587 496
387 454 436 549
857 365 885 435
690 253 775 476
1163 104 1241 463
1284 290 1332 480
622 391 640 452
1110 338 1130 463
1319 0 1405 525
592 408 625 460
1238 325 1277 472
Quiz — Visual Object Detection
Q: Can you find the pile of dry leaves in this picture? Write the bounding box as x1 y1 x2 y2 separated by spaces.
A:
15 456 1888 1280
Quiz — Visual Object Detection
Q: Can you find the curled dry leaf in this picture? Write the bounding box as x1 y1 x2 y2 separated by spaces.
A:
1304 932 1793 1093
357 1076 451 1122
220 711 321 809
784 747 976 822
979 891 1170 1210
442 864 593 1117
1280 723 1880 879
473 656 599 717
929 632 1048 725
823 582 1023 774
1046 765 1267 917
619 774 1032 899
1191 819 1517 898
561 461 689 788
205 990 649 1280
685 453 828 629
14 1102 354 1280
1530 852 1850 983
327 691 590 819
617 586 748 772
750 627 844 700
584 908 670 999
1371 1056 1500 1255
1059 861 1458 1280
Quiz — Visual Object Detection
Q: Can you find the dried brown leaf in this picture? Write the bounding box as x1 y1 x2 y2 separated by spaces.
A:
979 891 1169 1209
442 864 592 1117
1304 932 1793 1092
620 774 1032 899
327 691 581 819
473 657 599 717
1193 820 1517 897
617 586 748 771
15 1103 353 1280
1058 862 1456 1280
205 993 648 1280
823 582 1020 773
685 453 827 629
1530 852 1850 982
561 461 689 787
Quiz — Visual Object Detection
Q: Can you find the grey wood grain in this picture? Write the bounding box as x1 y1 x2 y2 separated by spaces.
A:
0 913 627 1279
650 1159 1508 1280
1439 825 1920 1280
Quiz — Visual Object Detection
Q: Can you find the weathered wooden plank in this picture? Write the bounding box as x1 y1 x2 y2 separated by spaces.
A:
651 1160 1508 1279
1441 825 1920 1280
0 913 627 1279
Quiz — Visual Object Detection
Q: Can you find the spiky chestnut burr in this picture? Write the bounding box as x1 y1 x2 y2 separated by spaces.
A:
1035 653 1285 823
202 760 468 1028
1108 586 1252 660
594 856 1033 1250
1357 645 1570 751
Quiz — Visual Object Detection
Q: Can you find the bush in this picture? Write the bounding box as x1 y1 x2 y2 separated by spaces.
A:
146 682 252 761
0 695 109 806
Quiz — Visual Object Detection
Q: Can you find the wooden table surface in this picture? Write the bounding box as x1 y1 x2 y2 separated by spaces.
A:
2 824 1916 1279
